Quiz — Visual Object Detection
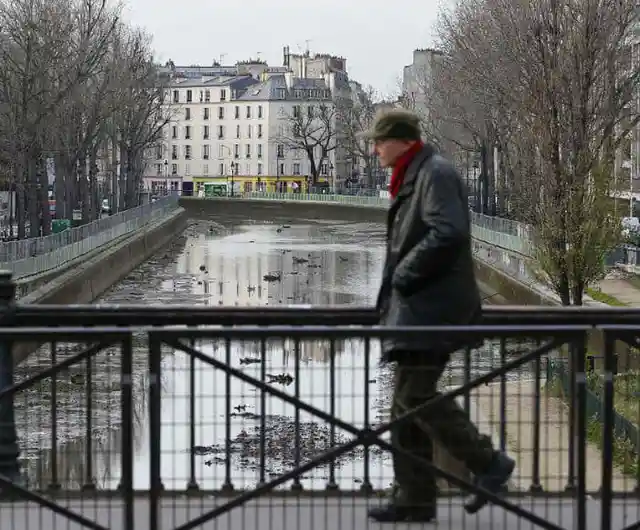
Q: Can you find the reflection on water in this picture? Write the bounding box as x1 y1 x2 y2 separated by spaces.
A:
14 219 527 491
14 220 390 489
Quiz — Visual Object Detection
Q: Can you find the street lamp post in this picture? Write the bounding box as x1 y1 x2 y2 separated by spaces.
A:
329 163 335 194
163 160 169 199
276 148 282 193
230 161 235 197
472 160 479 211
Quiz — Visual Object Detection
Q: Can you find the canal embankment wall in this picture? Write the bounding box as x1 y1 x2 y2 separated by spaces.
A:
12 208 188 364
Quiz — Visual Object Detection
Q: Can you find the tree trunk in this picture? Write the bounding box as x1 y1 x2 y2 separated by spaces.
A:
558 270 571 306
54 154 66 221
27 156 39 238
37 156 51 236
64 160 76 220
14 164 25 239
89 149 99 220
364 161 374 189
78 154 90 223
118 143 127 211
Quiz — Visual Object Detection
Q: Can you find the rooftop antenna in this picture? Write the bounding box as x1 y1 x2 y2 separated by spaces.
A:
304 39 312 55
219 53 227 65
256 51 262 61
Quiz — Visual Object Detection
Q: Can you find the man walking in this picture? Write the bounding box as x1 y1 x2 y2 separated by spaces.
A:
362 109 514 523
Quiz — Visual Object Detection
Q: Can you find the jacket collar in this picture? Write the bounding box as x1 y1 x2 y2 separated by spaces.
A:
394 143 436 199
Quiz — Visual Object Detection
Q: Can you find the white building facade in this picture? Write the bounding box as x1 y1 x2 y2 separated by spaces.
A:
145 51 355 194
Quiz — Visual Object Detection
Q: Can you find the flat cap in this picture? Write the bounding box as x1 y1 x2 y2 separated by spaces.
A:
359 108 421 141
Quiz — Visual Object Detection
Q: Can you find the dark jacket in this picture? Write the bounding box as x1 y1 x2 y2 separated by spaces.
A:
376 144 481 358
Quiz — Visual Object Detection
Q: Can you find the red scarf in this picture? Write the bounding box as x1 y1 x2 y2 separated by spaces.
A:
388 141 424 198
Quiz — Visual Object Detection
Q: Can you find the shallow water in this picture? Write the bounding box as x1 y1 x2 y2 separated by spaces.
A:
13 218 529 491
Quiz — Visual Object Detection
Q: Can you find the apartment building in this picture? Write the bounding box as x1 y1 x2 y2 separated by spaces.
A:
146 49 355 195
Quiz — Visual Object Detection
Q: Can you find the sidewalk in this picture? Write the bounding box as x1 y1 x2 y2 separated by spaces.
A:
597 273 640 306
469 380 631 492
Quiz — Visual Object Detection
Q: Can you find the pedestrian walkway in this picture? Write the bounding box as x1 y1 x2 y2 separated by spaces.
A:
1 497 632 530
597 275 640 306
469 380 631 492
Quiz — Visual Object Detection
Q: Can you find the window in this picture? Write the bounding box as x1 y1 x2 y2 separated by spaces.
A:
218 107 224 119
185 108 191 120
155 145 163 159
257 124 262 138
171 163 178 175
247 125 252 138
276 144 284 158
203 108 209 120
258 105 263 118
203 145 210 159
172 90 179 103
185 163 190 175
219 163 224 175
245 144 251 158
321 163 328 175
293 105 300 117
279 163 285 175
235 124 240 138
246 106 251 119
172 145 178 159
203 164 209 175
234 144 239 158
185 145 192 160
186 90 192 103
155 163 162 175
257 163 262 175
234 106 239 119
172 126 178 139
293 163 301 175
203 125 209 139
218 144 225 158
220 89 226 101
217 125 224 139
257 144 262 158
185 126 191 139
199 90 203 102
205 90 210 102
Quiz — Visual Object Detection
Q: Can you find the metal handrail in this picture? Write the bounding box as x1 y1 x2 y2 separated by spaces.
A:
2 196 180 279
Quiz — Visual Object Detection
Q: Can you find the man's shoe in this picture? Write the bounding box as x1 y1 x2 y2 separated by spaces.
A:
368 502 436 523
464 451 515 514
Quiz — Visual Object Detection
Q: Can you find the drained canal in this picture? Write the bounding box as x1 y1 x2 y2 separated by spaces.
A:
12 217 526 491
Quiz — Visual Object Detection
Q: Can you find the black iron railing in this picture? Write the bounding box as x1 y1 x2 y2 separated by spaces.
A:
0 271 638 530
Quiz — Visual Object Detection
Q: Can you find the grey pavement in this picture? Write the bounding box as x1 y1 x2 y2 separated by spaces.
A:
2 497 640 530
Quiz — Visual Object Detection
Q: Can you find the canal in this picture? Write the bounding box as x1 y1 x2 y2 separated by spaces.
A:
13 217 520 492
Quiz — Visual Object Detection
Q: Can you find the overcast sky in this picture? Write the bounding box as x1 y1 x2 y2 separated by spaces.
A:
123 0 441 95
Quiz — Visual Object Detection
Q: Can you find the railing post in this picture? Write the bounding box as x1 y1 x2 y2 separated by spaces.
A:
0 270 21 486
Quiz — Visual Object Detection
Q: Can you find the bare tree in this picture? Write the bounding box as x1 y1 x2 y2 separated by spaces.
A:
276 102 337 185
109 27 169 210
0 0 166 240
337 85 380 189
435 0 640 305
